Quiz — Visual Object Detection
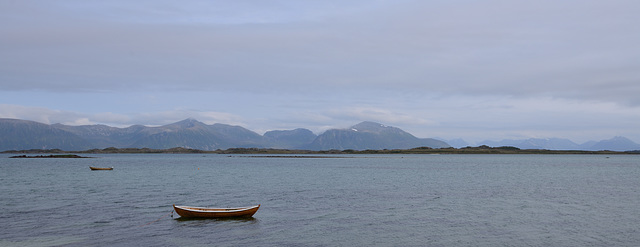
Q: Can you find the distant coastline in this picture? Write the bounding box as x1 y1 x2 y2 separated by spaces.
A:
2 146 638 155
9 154 92 158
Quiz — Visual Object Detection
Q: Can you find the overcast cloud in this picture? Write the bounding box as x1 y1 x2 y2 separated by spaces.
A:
1 0 639 144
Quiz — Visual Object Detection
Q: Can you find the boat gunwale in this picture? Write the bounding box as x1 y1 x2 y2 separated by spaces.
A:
89 166 113 170
174 204 260 213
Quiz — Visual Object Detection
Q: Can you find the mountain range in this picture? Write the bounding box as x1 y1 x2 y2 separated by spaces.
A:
0 118 449 152
2 118 638 152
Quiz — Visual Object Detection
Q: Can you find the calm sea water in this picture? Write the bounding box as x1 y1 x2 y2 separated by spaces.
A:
1 154 639 246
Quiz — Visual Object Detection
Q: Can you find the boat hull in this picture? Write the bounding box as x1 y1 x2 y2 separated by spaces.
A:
89 166 113 170
173 204 260 218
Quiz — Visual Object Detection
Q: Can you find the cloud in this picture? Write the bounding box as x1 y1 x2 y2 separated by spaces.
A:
1 1 640 144
326 107 435 127
0 104 245 128
0 104 84 125
132 110 247 127
4 0 639 102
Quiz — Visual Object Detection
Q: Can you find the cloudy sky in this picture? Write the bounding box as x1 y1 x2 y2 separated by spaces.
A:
1 0 639 144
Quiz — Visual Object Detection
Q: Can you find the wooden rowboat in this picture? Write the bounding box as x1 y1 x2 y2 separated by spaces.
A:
89 166 113 170
173 204 260 218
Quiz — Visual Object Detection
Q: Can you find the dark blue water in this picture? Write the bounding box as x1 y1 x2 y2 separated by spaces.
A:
1 154 639 246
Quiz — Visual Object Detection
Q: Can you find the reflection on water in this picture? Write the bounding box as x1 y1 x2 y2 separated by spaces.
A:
174 216 258 223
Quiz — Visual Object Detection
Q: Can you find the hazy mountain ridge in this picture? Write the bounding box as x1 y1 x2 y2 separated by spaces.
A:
444 137 640 152
0 118 448 151
305 121 449 150
264 128 317 149
477 138 582 150
0 119 93 151
588 136 640 152
52 123 149 148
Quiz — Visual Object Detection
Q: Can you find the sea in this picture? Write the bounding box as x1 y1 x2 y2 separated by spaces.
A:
1 153 639 247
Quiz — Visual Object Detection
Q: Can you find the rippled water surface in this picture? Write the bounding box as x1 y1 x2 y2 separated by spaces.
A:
1 154 639 246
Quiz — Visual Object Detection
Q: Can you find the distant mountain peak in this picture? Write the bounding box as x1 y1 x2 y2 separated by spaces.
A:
165 118 205 129
589 136 640 151
263 128 317 149
304 121 449 150
611 136 631 141
180 118 200 124
351 121 395 133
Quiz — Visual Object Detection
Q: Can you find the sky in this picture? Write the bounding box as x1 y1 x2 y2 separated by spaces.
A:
1 0 639 144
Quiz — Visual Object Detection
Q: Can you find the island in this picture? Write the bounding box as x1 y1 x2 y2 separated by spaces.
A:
9 154 92 158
